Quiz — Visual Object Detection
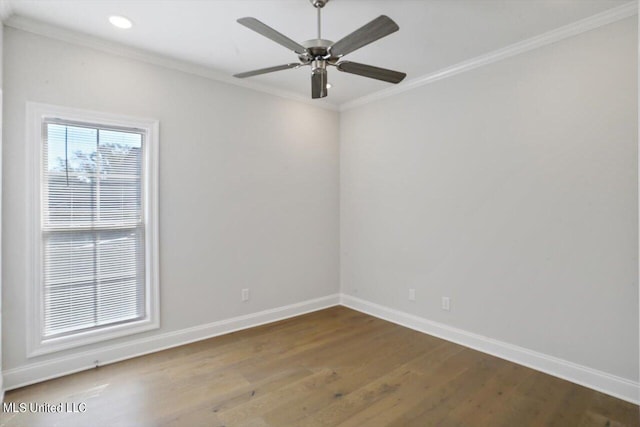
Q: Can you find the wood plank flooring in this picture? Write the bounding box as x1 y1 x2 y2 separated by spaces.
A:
1 306 638 426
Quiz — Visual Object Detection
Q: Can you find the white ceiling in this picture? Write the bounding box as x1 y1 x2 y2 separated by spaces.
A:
2 0 633 106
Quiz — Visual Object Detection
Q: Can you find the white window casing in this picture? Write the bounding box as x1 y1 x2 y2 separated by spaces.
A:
26 102 159 357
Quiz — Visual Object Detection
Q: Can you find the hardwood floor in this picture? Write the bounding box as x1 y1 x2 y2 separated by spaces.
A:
2 306 638 426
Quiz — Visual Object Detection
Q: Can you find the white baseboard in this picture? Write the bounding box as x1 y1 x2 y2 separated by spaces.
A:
3 294 340 391
4 292 638 406
340 294 639 405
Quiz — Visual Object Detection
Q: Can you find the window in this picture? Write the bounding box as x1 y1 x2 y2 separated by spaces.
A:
27 103 159 356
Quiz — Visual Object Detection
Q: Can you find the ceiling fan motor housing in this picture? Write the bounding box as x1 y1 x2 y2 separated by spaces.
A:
299 39 339 65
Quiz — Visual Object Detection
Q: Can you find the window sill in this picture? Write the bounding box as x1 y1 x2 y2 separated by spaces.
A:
27 317 160 358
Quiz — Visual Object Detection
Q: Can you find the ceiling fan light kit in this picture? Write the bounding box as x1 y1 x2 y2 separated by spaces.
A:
233 0 406 99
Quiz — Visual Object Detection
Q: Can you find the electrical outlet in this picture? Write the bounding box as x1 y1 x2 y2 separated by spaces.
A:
441 297 450 311
242 288 250 302
409 288 416 301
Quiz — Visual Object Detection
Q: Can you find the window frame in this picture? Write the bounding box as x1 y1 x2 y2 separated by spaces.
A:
26 102 160 357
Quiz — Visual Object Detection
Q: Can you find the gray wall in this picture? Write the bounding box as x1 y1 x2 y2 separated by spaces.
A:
340 17 638 381
2 27 339 371
2 13 638 390
0 21 4 396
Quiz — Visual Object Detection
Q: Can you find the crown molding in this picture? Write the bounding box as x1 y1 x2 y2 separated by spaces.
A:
340 1 638 111
0 0 14 22
3 15 340 112
2 1 636 112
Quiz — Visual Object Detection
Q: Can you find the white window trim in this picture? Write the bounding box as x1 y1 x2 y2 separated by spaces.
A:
26 102 160 357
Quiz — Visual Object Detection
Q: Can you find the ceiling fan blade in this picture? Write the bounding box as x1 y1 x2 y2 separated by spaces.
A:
311 68 328 99
336 61 406 83
329 15 399 58
234 63 300 78
237 17 308 55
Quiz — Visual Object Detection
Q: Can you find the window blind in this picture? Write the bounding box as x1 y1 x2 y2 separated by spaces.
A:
42 121 146 338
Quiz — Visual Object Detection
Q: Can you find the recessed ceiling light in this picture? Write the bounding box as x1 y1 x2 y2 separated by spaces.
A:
326 83 332 89
109 15 133 29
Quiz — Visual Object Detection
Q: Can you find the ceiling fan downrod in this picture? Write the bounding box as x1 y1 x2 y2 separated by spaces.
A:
311 0 329 39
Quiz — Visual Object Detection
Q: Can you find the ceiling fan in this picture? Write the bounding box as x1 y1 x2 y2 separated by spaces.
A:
233 0 406 99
